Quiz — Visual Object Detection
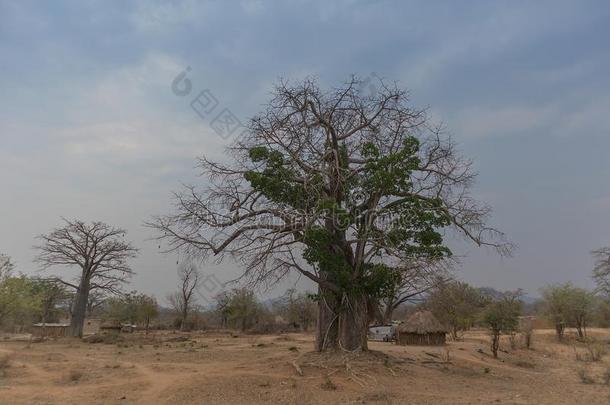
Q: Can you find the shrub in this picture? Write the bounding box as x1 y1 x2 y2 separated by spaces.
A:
585 341 608 362
481 294 522 358
577 367 595 384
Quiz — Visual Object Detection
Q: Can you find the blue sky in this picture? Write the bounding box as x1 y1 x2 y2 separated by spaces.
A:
1 0 610 300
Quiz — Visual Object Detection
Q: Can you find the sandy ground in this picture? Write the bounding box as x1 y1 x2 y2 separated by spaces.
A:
0 328 609 404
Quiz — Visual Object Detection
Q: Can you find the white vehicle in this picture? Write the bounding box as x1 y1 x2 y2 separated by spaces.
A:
367 325 395 342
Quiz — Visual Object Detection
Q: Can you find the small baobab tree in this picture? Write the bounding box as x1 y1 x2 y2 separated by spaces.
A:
167 262 200 331
149 77 510 352
34 219 137 337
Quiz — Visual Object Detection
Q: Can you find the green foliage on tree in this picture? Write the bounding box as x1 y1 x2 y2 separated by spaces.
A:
104 291 158 331
426 281 488 340
0 254 14 281
540 283 572 340
225 288 260 332
0 272 68 331
149 78 510 351
482 293 522 358
540 283 597 340
564 287 596 339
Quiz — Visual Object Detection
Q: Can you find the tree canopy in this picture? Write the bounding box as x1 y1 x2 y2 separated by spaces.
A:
150 77 510 351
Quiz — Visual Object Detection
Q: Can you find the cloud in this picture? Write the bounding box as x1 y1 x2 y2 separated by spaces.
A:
450 93 610 140
2 0 610 297
451 105 559 139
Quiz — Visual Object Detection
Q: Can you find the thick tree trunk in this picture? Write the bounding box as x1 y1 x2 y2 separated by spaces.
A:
338 293 368 352
491 332 500 358
180 308 188 331
555 322 564 341
576 320 585 339
315 287 339 351
69 280 90 338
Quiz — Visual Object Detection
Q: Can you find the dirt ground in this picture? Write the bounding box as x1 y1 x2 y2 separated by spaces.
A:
0 328 609 404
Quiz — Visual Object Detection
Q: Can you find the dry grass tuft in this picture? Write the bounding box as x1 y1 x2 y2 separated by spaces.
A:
515 360 536 369
0 354 11 377
362 390 392 402
574 340 608 362
585 341 607 362
0 355 10 370
67 369 84 382
320 376 337 391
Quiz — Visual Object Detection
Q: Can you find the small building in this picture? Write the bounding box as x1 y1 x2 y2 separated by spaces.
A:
100 319 122 335
396 310 447 346
31 323 69 338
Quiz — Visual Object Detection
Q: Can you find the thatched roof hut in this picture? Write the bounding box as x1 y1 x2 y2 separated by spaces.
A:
100 319 122 334
397 311 447 346
31 323 69 338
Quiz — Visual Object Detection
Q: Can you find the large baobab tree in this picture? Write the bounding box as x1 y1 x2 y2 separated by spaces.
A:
167 262 200 331
35 219 138 337
149 77 510 352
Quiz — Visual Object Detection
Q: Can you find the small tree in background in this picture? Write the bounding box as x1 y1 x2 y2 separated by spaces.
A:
31 278 69 325
482 293 522 358
566 287 596 339
0 276 38 329
426 281 488 340
105 291 159 333
275 289 317 331
540 283 572 341
541 283 596 340
0 254 14 281
167 262 201 331
136 294 159 333
227 288 260 332
214 291 231 329
0 276 69 331
592 247 610 294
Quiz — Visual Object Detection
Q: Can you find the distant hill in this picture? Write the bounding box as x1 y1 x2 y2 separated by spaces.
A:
477 287 539 305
